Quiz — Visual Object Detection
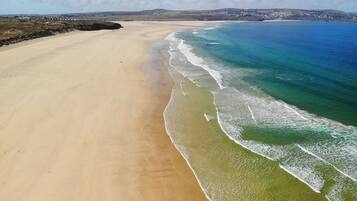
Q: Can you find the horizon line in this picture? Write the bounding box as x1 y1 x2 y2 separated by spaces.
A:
0 7 355 16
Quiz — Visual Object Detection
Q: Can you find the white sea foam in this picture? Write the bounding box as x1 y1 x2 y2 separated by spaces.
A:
204 26 219 30
204 113 215 122
165 28 357 200
281 103 308 121
296 144 357 182
325 175 357 201
180 80 187 96
263 19 302 22
165 32 176 41
211 77 357 198
206 42 221 45
214 102 277 162
214 100 327 192
279 165 323 193
177 39 225 89
247 105 257 124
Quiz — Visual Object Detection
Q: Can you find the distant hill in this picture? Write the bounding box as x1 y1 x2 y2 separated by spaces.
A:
0 18 122 47
1 8 356 47
60 8 357 22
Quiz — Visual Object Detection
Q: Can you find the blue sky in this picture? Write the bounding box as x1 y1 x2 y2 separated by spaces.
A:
0 0 356 14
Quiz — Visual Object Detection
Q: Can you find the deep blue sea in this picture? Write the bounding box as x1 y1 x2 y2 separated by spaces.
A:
186 21 357 126
167 21 357 200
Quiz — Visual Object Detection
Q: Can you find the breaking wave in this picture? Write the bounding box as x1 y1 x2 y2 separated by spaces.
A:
166 31 357 201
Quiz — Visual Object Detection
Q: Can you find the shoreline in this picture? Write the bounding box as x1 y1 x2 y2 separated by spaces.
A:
171 22 357 201
0 21 211 201
164 27 328 200
160 45 212 201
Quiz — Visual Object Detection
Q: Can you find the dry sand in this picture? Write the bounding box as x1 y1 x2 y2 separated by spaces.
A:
0 21 211 201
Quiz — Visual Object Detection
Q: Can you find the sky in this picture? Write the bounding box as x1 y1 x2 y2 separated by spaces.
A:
0 0 356 15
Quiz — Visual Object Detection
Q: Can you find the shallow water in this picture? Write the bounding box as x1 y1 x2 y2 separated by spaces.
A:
165 21 357 201
164 71 326 201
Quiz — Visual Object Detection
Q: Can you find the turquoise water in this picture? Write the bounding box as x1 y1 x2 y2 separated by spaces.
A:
167 21 357 200
186 21 357 126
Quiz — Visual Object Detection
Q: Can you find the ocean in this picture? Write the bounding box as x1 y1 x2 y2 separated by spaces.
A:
164 21 357 201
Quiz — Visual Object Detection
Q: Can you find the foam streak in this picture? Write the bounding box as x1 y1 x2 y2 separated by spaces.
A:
247 105 257 124
296 144 357 182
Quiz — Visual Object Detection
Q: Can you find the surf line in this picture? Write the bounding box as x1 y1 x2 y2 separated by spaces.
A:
247 105 257 124
278 164 321 193
296 144 357 182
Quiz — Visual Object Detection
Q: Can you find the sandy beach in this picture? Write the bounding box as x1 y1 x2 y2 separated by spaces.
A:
0 21 209 201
